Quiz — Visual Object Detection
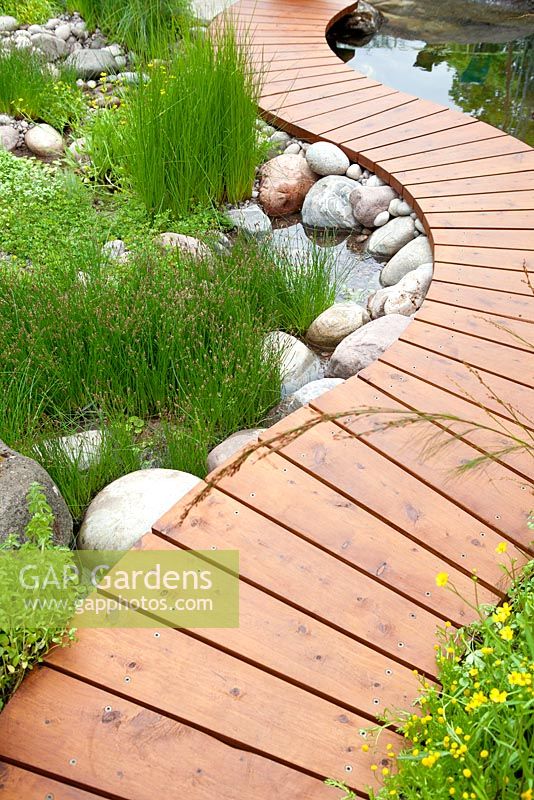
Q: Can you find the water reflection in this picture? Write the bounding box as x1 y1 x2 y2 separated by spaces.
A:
332 1 534 144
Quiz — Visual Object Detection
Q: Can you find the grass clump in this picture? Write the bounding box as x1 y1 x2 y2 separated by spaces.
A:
0 483 76 710
0 48 84 130
328 554 534 800
114 24 263 218
65 0 190 58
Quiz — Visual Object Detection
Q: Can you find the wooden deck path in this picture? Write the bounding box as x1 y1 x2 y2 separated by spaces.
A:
1 1 533 797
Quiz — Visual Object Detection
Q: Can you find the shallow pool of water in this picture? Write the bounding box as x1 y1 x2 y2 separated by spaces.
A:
331 0 534 144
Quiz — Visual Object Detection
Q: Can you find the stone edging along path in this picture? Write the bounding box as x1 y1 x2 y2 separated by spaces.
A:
0 2 533 798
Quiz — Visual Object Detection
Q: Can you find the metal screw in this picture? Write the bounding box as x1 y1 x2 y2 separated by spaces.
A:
104 705 112 712
69 758 77 766
398 641 405 648
154 631 161 638
385 669 392 676
344 765 353 773
124 676 131 684
373 698 380 705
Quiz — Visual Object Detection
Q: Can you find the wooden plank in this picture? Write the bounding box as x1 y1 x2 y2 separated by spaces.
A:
383 135 528 174
136 532 424 718
400 318 534 386
265 84 395 120
355 359 534 481
405 171 534 199
261 78 380 112
0 670 331 800
327 100 445 143
261 71 364 98
157 467 498 627
417 191 534 213
45 625 401 785
362 116 506 169
430 228 534 250
432 245 533 271
379 340 534 430
309 381 533 548
295 94 418 136
417 299 533 342
344 111 475 165
0 762 105 800
426 284 534 320
432 264 533 295
424 211 534 230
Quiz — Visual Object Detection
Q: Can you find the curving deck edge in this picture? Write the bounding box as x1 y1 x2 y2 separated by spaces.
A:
0 2 533 798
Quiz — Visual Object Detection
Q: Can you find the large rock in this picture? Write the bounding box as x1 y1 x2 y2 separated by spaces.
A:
305 142 350 176
368 263 433 318
25 124 64 157
154 232 211 259
366 216 415 259
65 48 118 79
30 32 68 61
264 331 321 397
380 236 433 286
78 469 202 550
331 0 384 44
287 378 345 411
0 16 18 32
0 125 17 152
301 175 358 229
306 302 369 349
0 440 72 546
227 205 272 237
55 430 103 471
350 184 397 227
207 428 265 473
326 314 412 378
259 153 317 216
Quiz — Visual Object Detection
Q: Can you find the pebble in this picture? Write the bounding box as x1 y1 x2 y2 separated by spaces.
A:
346 163 362 181
373 210 390 227
305 141 350 176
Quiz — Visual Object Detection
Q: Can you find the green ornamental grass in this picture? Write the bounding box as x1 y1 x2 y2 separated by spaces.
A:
0 48 84 130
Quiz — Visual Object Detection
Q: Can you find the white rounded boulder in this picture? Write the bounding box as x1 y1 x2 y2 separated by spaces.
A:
305 142 350 176
264 331 321 397
25 123 63 157
78 469 202 550
306 302 370 349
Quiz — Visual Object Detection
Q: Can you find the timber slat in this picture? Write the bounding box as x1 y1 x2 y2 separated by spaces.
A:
1 0 532 798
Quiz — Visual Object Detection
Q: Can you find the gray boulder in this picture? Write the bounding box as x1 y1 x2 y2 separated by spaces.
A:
65 48 118 79
305 141 350 176
30 32 68 60
207 428 265 473
380 236 432 286
368 263 433 318
302 175 359 229
288 377 345 410
366 216 416 259
227 205 272 238
0 125 17 152
264 331 321 397
0 440 72 546
350 184 396 227
78 469 201 550
326 314 412 378
0 16 18 32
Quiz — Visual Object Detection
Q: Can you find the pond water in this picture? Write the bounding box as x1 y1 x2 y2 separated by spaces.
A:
330 0 534 145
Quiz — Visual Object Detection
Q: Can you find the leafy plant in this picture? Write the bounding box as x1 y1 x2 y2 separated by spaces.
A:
0 483 77 711
0 0 57 24
335 557 534 800
0 48 85 130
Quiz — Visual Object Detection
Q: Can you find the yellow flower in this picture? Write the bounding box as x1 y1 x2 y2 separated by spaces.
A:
508 671 532 687
370 764 378 772
449 790 455 796
492 603 512 624
480 750 489 758
361 743 369 752
489 688 508 703
462 769 472 778
382 768 390 776
495 541 508 554
521 791 533 800
436 572 449 587
499 625 514 641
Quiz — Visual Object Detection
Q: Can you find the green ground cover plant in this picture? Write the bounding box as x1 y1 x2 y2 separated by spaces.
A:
0 0 57 24
0 48 84 130
0 483 76 711
327 553 534 800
